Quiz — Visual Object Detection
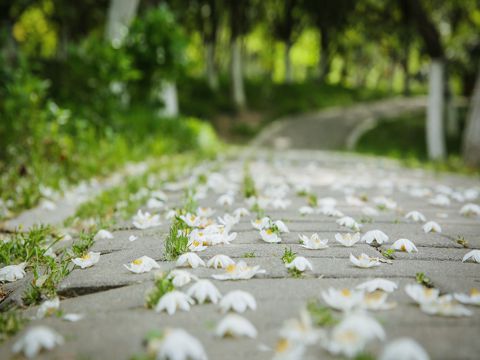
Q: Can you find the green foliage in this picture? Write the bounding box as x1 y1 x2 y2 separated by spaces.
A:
306 300 338 327
281 247 297 264
0 309 25 342
164 217 189 261
415 272 434 288
243 165 257 198
242 252 256 258
145 273 174 309
382 248 396 260
456 236 469 248
126 4 187 102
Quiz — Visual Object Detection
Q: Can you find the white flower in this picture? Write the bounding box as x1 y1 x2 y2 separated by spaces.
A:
217 193 234 206
405 211 426 223
187 279 222 304
72 252 100 269
62 313 84 322
233 207 250 218
155 291 195 315
212 261 266 280
156 328 207 360
37 297 60 319
320 206 344 217
167 270 196 287
362 206 379 217
219 290 257 313
0 262 26 282
215 314 257 338
337 216 361 231
361 291 396 311
176 252 205 268
335 233 360 247
279 310 321 345
420 295 472 317
273 339 305 360
251 217 270 230
324 313 385 358
350 253 381 268
124 256 160 274
274 220 289 233
322 288 363 311
285 257 313 272
361 230 389 245
356 279 398 293
454 288 480 305
196 207 215 217
380 338 429 360
147 197 165 209
132 210 161 229
405 284 439 304
299 206 314 215
392 239 418 253
188 238 208 252
12 326 64 359
462 249 480 263
299 233 329 249
429 194 450 207
374 196 397 210
128 235 138 242
207 254 235 269
179 213 201 227
260 229 282 243
423 221 442 233
93 229 113 241
460 203 480 217
217 214 238 230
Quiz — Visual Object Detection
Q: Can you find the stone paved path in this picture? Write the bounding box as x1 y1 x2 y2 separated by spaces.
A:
1 149 480 359
253 97 427 150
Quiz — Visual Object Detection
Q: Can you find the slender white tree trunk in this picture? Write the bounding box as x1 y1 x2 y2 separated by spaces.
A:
426 59 446 160
284 41 293 84
205 41 218 90
462 66 480 167
105 0 140 46
231 37 246 109
158 82 179 118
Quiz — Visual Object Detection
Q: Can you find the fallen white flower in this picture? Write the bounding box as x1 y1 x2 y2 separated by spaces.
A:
337 216 361 231
380 338 429 360
420 295 472 317
299 206 314 215
350 253 381 268
62 313 84 322
72 251 100 269
37 297 60 319
155 290 195 315
285 257 313 272
215 314 257 338
187 279 222 304
132 209 161 229
0 262 26 282
460 203 480 217
128 235 138 242
405 284 439 305
356 279 398 293
260 229 282 243
206 254 235 269
392 239 418 253
361 291 396 311
335 233 360 247
361 230 389 245
124 256 160 274
405 211 426 223
219 290 257 313
212 261 266 280
156 328 207 360
12 326 64 359
299 233 329 249
176 252 205 268
423 221 442 233
454 288 480 305
93 229 113 241
462 249 480 263
322 288 363 311
167 270 196 288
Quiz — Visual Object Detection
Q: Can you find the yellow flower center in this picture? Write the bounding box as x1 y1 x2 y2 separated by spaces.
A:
198 232 204 237
337 330 359 344
193 241 201 247
226 264 237 273
133 258 143 265
266 229 273 235
81 253 91 260
341 288 351 297
275 339 290 353
400 244 407 252
365 291 383 303
470 288 479 296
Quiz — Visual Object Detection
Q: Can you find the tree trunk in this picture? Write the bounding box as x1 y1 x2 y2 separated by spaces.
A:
284 41 293 84
158 81 179 118
426 59 446 160
319 27 330 82
231 36 246 109
205 41 219 90
105 0 140 46
446 79 459 137
462 65 480 167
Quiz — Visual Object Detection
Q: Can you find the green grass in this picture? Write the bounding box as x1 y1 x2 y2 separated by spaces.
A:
355 110 479 174
145 273 174 309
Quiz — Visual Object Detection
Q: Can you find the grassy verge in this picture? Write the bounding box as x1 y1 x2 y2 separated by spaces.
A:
354 110 479 175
